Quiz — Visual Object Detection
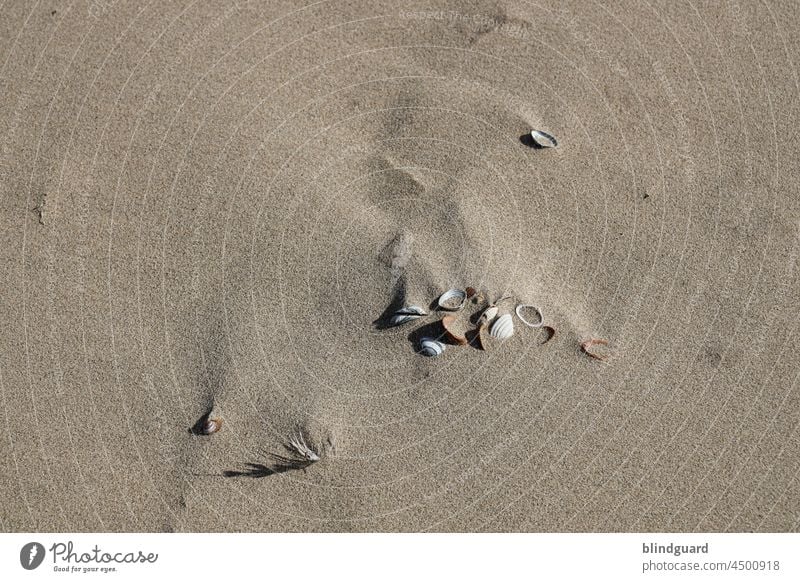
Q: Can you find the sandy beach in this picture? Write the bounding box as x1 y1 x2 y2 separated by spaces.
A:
1 0 798 532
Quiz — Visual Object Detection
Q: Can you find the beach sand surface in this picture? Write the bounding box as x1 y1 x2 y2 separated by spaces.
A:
1 0 798 531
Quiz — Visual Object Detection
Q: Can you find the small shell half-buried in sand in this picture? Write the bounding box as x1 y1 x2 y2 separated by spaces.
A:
529 129 558 148
201 418 222 435
419 337 446 357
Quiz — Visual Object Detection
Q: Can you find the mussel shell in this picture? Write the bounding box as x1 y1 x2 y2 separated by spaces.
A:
489 313 514 340
530 129 558 148
389 305 427 326
419 337 445 357
396 305 427 316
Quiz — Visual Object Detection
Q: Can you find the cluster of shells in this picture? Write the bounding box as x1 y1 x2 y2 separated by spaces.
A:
384 287 552 357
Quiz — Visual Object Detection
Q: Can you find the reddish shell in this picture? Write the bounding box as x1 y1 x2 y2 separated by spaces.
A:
441 315 468 345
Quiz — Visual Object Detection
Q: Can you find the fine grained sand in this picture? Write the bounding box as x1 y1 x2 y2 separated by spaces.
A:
1 0 798 532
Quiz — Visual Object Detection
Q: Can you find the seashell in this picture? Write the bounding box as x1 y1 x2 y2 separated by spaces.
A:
441 315 468 345
201 418 222 435
489 313 514 340
515 304 544 328
419 337 446 357
529 129 558 148
580 338 611 361
437 288 466 311
389 305 427 326
465 287 477 298
482 305 499 324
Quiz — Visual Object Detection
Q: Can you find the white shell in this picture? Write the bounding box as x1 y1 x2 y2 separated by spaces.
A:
482 306 499 323
437 289 466 311
389 305 427 326
419 337 445 357
515 304 544 328
530 129 558 148
489 314 514 340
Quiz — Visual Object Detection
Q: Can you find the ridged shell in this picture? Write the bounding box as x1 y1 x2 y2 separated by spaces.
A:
419 337 445 357
201 418 222 435
389 305 427 326
489 313 514 340
530 129 558 148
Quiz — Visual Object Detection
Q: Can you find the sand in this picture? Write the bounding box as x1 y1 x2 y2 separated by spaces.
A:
1 0 798 532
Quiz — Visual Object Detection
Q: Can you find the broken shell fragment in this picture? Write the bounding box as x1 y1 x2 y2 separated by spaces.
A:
489 313 514 340
437 288 466 311
515 304 544 328
201 418 222 435
529 129 558 148
580 338 612 361
441 315 468 345
419 337 446 357
389 305 427 326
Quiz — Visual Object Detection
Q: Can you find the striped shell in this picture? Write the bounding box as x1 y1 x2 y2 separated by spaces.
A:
201 418 222 435
419 337 445 357
489 314 514 340
389 305 427 326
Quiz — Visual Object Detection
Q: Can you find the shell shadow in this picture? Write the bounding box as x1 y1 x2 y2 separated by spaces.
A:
520 133 541 148
407 317 477 355
189 409 214 435
373 278 408 330
223 453 314 478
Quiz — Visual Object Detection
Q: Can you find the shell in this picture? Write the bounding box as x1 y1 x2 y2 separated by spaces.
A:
515 304 544 328
489 313 514 340
389 305 427 326
537 326 556 345
441 315 468 345
530 129 558 148
482 305 499 323
419 337 446 357
580 338 611 361
201 418 222 435
437 289 466 311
